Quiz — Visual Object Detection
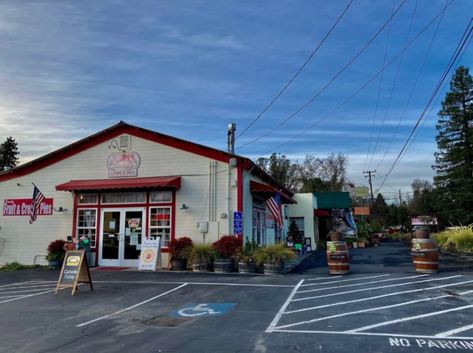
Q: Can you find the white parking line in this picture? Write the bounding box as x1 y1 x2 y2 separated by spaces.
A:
346 304 473 333
0 289 57 304
270 329 473 340
0 287 56 295
293 275 462 302
76 283 188 327
0 281 33 289
266 280 304 333
297 274 427 294
284 278 473 314
93 280 294 288
304 276 342 282
300 274 390 287
435 323 473 338
275 289 473 330
0 284 55 291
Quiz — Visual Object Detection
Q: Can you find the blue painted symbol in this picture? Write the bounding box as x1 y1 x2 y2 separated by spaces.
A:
171 303 236 318
233 212 243 235
233 211 242 220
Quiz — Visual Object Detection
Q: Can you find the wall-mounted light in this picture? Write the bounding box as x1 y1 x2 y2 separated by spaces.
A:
54 207 68 212
180 204 188 210
17 183 22 187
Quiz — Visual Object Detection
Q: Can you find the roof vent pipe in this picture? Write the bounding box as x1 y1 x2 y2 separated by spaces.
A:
227 123 236 154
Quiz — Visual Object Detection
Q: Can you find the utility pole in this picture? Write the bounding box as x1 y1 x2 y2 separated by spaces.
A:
363 170 376 206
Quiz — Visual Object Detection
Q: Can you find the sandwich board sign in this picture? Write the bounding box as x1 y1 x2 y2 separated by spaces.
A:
139 237 161 271
55 250 93 295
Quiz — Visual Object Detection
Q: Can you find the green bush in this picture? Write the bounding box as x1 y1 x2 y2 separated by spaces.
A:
254 244 295 266
433 225 473 253
0 262 43 271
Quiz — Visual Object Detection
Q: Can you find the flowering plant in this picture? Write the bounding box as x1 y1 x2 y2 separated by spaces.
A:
46 239 66 261
212 235 242 259
169 237 193 260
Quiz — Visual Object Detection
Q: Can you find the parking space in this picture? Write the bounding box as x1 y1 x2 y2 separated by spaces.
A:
268 273 473 351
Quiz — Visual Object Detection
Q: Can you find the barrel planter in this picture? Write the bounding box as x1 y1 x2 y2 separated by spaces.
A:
414 227 430 239
238 261 256 274
213 258 235 273
411 238 439 273
170 258 187 271
264 261 285 275
326 241 350 275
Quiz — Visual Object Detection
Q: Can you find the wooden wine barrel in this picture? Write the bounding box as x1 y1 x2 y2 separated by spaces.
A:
326 241 350 275
411 238 439 273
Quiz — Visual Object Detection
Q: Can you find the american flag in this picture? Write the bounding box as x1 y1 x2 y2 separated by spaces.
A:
29 185 45 224
266 192 283 229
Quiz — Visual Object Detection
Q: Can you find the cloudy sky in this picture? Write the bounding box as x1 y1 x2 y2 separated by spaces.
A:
0 0 471 200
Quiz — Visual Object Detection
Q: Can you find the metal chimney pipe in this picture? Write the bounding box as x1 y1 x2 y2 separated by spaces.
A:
227 123 236 154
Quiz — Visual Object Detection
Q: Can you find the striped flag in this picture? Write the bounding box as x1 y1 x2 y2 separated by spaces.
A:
266 192 283 229
29 185 45 224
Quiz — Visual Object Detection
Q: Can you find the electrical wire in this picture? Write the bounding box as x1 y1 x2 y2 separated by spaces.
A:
375 18 473 193
236 0 355 140
236 0 408 150
256 3 453 157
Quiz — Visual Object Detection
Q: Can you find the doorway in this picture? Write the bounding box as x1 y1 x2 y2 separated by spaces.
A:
99 208 146 266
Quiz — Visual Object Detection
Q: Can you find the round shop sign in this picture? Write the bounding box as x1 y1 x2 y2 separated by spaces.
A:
142 249 156 263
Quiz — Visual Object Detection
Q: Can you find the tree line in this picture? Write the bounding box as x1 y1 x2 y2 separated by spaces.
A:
0 137 19 171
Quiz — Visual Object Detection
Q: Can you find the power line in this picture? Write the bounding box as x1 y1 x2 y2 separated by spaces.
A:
363 1 395 171
374 1 445 173
372 0 419 171
256 3 452 157
236 0 408 150
375 18 473 193
236 0 355 140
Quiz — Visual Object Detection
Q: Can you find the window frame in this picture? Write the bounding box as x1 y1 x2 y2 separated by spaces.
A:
148 206 172 247
76 208 98 249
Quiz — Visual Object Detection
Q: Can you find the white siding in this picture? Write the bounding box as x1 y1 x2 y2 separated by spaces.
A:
0 134 239 265
287 193 317 248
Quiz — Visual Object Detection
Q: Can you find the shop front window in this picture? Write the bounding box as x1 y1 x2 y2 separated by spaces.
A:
77 194 98 205
102 192 146 204
252 207 266 245
149 207 171 247
77 209 97 248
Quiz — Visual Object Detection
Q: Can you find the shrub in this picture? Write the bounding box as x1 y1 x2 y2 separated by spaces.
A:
433 225 473 253
236 240 258 262
212 235 242 259
169 237 193 260
188 244 216 265
46 239 66 261
254 244 295 266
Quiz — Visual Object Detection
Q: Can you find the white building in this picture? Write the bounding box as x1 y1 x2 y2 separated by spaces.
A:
0 122 295 267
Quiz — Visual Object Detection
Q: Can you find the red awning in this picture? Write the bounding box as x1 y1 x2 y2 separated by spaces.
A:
250 180 296 204
314 209 331 217
56 176 181 191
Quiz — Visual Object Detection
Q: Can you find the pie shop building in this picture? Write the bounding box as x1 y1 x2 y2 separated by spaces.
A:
0 122 295 267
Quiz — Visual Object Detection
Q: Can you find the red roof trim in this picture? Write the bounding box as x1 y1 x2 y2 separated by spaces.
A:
56 176 181 191
0 121 292 195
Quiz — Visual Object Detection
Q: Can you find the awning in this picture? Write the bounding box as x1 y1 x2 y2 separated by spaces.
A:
250 180 296 204
56 176 181 191
314 209 331 217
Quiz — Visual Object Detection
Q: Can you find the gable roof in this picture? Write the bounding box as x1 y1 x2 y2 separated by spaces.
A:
0 121 293 196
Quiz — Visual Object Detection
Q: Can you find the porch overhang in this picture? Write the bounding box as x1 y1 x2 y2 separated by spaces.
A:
250 180 297 204
56 176 182 191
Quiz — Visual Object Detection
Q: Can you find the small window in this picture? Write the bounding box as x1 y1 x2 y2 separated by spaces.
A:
149 207 171 247
77 209 97 248
78 194 98 205
102 192 146 204
149 191 172 203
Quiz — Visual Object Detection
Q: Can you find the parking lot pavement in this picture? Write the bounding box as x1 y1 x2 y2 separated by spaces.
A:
267 272 473 352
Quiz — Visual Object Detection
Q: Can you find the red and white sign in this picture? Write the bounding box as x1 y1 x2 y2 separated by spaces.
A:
411 216 438 225
3 198 54 216
107 152 141 178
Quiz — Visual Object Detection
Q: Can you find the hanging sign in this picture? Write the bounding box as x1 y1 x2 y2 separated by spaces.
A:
3 198 54 216
55 250 93 295
139 238 162 271
107 151 141 178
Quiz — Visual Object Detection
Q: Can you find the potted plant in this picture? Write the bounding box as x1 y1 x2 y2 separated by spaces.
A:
46 239 66 269
168 236 193 270
188 244 215 272
254 244 295 275
212 235 242 273
237 240 258 274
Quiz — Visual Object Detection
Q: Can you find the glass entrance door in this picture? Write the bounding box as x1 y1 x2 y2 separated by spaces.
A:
99 208 145 267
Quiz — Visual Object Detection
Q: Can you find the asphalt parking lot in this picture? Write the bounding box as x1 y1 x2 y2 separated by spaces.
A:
1 243 473 353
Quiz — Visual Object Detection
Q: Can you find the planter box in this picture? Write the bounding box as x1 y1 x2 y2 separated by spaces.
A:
238 261 256 274
213 259 235 273
264 262 285 275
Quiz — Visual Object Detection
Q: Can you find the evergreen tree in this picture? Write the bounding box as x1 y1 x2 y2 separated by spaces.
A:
0 137 19 171
433 66 473 224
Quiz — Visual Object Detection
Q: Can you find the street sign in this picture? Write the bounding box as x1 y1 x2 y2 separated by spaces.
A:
233 211 242 236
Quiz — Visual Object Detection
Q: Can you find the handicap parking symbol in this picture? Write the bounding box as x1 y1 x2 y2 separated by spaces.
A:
171 303 236 318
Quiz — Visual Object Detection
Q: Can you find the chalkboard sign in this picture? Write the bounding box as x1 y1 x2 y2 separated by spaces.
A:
55 250 93 295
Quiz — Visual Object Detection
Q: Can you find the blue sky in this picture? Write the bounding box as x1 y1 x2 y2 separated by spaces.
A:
0 0 471 200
